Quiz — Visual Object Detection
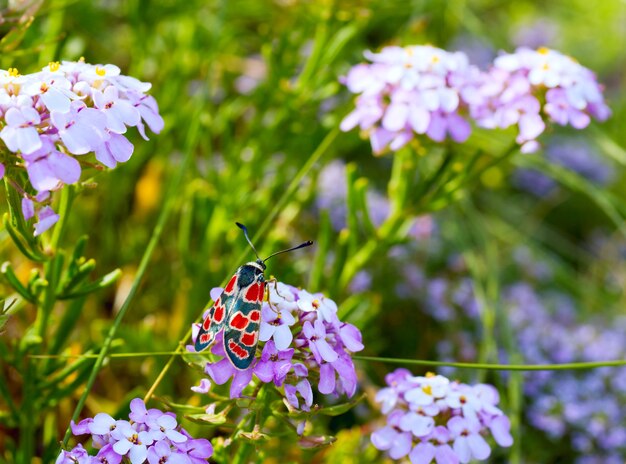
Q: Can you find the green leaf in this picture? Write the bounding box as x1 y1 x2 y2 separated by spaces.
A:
298 434 336 449
1 262 36 303
185 412 228 425
2 214 47 263
238 428 270 442
57 269 122 300
316 393 365 416
61 258 97 294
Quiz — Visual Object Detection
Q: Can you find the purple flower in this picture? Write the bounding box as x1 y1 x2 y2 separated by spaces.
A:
147 414 188 443
448 416 491 463
341 45 480 153
34 206 59 236
127 91 164 140
175 435 214 464
372 370 512 463
111 421 154 464
22 72 75 113
471 46 610 152
50 101 107 155
70 417 93 436
302 319 338 363
253 340 293 386
94 444 123 464
62 398 212 463
190 378 211 394
56 444 91 464
93 85 141 134
22 136 81 192
258 304 295 350
284 377 313 412
371 410 414 460
88 412 118 436
297 290 338 323
129 398 164 425
0 106 42 154
94 132 134 168
147 440 191 464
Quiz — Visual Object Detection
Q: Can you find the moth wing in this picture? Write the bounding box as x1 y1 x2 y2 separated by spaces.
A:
223 280 265 369
194 278 238 352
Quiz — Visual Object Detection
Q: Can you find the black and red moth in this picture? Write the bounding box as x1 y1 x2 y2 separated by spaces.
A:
194 222 312 370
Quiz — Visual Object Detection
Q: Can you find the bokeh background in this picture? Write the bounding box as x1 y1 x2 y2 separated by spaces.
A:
1 0 626 462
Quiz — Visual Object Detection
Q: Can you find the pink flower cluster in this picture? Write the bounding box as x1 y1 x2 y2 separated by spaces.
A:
470 47 610 153
0 61 163 235
371 369 513 464
341 45 610 155
58 398 212 464
191 282 364 412
340 45 477 153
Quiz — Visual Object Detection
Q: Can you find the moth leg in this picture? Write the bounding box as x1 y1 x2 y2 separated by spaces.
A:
265 277 281 315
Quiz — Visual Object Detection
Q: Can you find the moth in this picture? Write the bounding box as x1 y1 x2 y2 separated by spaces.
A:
194 222 312 369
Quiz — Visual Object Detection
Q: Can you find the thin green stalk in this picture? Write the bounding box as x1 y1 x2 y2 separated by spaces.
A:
0 367 18 422
34 186 73 342
61 109 201 447
253 128 338 242
31 351 626 371
353 355 626 371
142 128 339 403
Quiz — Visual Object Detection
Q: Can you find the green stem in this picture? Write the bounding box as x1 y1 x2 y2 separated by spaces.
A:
34 186 74 343
61 109 201 447
253 128 339 242
353 355 626 371
30 351 626 371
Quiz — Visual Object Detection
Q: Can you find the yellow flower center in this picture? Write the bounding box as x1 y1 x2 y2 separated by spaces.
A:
8 68 19 77
312 299 320 309
95 66 106 76
537 47 549 55
425 372 435 378
48 61 60 72
422 385 432 395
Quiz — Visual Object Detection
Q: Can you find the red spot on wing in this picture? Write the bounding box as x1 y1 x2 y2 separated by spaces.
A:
249 310 260 322
214 304 225 323
202 315 212 330
228 340 248 359
200 333 212 344
245 282 263 302
241 331 257 347
225 275 237 294
230 312 249 330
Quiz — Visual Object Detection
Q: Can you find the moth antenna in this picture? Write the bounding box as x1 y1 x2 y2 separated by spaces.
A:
263 240 313 263
236 222 261 260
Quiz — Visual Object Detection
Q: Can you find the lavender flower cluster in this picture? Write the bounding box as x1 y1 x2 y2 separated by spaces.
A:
0 60 163 235
371 369 513 463
191 282 364 411
58 398 213 464
400 241 626 462
505 284 626 463
341 45 609 154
